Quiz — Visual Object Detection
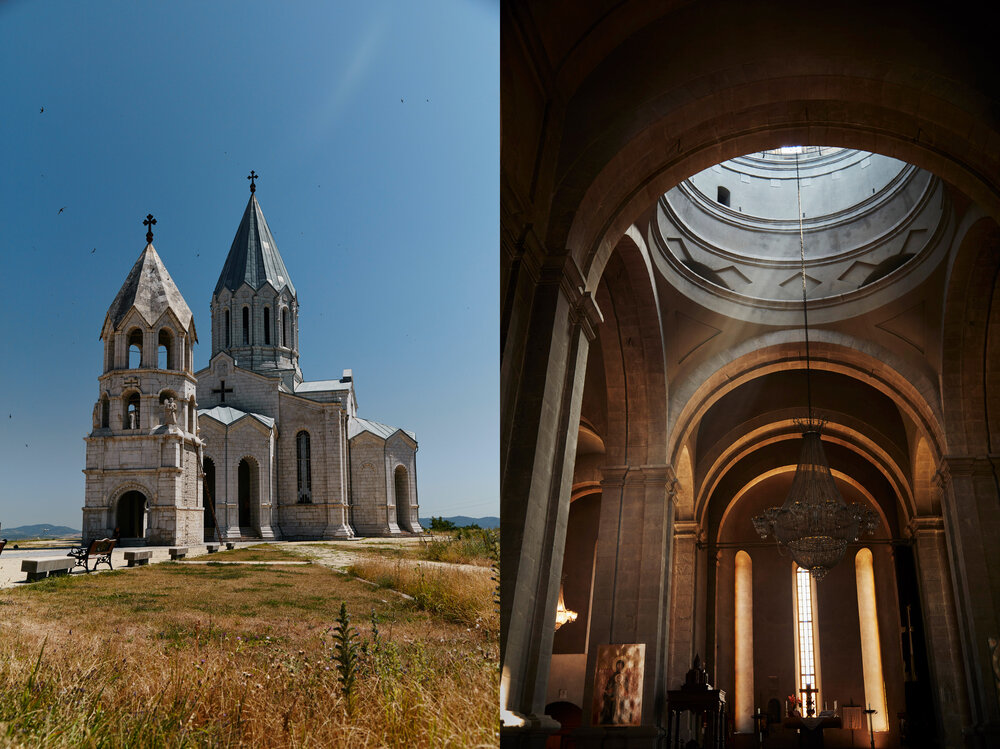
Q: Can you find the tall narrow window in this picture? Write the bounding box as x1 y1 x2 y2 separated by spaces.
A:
100 395 110 429
264 307 271 344
296 431 312 503
734 551 754 732
225 309 231 347
282 309 288 347
242 306 250 345
855 549 888 731
793 566 821 714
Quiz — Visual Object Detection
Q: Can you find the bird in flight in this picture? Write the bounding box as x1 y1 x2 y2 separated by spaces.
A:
58 207 65 214
39 106 44 113
91 248 96 254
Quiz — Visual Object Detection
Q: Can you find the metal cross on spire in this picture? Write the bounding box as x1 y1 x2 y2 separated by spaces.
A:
247 170 259 193
143 214 157 244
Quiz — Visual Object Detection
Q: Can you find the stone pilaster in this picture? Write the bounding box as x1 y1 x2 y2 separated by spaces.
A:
936 456 1000 747
909 515 971 748
501 254 602 748
575 465 675 747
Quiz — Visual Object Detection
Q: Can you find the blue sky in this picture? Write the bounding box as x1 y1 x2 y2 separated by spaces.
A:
0 1 498 529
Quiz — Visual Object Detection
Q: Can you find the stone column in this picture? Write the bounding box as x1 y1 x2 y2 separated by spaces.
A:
500 254 601 747
575 465 675 747
937 457 1000 747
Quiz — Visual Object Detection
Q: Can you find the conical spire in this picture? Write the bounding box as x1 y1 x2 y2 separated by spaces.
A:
104 242 195 336
214 192 295 296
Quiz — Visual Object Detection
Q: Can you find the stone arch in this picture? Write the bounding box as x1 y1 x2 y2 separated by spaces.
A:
237 455 259 529
122 389 141 430
127 327 143 369
667 333 945 471
393 465 411 532
940 215 1000 456
110 483 151 539
591 230 667 467
158 327 174 369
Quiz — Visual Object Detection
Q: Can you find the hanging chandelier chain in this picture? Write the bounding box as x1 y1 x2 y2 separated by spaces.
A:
795 154 813 421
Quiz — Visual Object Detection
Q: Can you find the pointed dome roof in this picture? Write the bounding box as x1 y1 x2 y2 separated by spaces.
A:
214 193 295 296
104 243 196 337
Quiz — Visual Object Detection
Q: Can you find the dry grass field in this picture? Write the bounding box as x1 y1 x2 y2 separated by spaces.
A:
0 548 498 747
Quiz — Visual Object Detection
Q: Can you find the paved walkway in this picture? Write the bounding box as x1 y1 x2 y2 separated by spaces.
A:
0 536 486 589
0 542 257 590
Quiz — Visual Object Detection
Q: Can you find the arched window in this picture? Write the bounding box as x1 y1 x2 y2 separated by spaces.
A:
793 565 821 714
100 394 110 429
282 309 288 347
158 329 173 369
242 306 250 345
734 551 753 733
296 431 312 503
127 329 143 368
225 309 231 347
717 185 731 206
188 396 196 433
264 307 271 344
855 549 888 731
124 392 140 430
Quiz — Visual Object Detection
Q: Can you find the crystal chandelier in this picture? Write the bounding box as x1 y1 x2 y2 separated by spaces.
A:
752 153 878 579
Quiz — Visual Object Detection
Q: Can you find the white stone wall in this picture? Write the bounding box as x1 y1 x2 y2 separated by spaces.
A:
385 433 422 533
349 432 389 534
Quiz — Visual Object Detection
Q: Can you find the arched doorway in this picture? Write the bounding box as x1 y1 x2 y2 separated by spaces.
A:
237 457 256 529
116 490 146 539
203 457 216 537
393 466 410 532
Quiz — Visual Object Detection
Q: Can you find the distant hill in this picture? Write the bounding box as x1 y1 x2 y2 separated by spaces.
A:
1 524 81 540
419 516 499 529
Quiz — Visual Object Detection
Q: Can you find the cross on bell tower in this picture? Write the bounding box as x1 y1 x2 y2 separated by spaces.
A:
143 214 156 243
247 170 258 193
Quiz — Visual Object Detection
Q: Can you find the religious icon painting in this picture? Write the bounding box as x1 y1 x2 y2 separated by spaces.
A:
592 643 645 727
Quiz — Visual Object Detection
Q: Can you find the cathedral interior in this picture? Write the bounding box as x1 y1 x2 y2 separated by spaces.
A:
500 3 1000 748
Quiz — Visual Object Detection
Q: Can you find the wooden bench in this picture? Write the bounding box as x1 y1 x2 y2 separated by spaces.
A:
22 556 75 582
67 538 116 572
168 547 188 560
205 543 220 554
123 549 153 567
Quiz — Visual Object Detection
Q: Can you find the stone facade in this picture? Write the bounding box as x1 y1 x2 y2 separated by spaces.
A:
195 189 421 541
83 242 204 546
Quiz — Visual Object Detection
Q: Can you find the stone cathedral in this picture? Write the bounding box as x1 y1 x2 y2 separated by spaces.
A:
502 4 1000 749
84 180 421 546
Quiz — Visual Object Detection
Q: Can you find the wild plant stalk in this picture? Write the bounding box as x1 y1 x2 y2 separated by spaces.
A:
333 601 359 715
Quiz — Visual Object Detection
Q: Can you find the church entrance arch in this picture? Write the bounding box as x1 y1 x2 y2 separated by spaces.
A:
393 466 410 532
116 490 147 539
238 457 257 529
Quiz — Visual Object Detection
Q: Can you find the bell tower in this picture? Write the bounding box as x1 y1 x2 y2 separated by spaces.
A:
83 215 204 545
210 172 302 389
